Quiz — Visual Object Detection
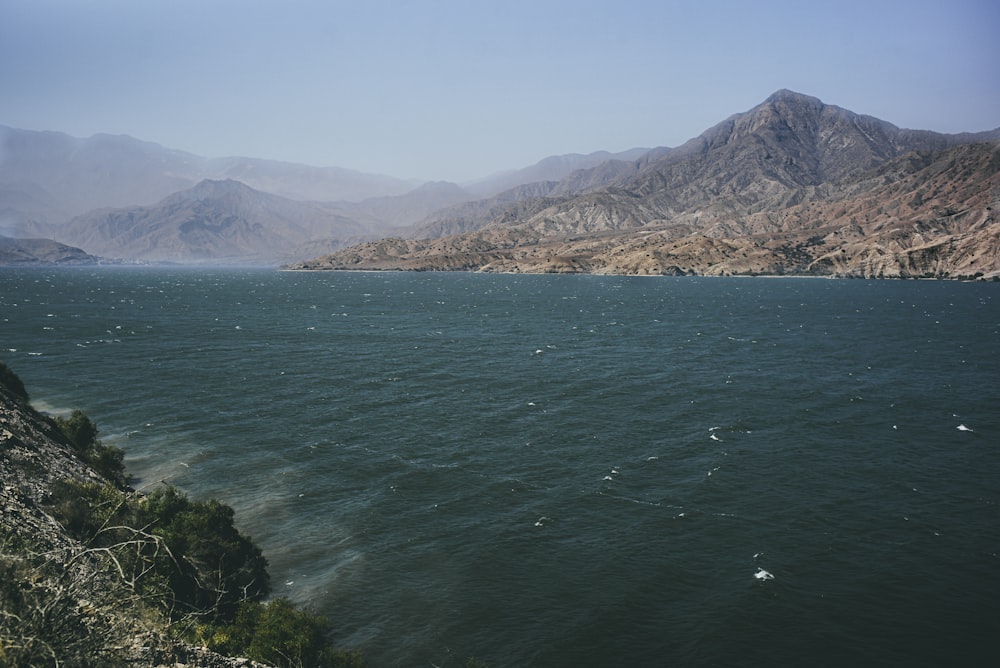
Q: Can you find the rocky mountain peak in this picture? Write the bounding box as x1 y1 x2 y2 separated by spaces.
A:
290 91 1000 279
159 178 261 211
764 88 824 107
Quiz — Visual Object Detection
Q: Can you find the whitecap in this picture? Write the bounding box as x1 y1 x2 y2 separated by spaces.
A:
709 433 722 441
534 516 551 527
957 424 974 432
754 568 774 581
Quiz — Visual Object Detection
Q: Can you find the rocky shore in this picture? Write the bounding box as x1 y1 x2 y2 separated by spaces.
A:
0 366 271 667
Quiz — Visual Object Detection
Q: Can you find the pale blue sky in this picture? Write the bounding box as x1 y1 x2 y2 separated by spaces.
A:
1 0 997 182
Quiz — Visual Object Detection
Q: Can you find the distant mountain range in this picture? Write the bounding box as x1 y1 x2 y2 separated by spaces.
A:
291 90 1000 279
0 124 653 264
2 90 998 275
0 126 422 221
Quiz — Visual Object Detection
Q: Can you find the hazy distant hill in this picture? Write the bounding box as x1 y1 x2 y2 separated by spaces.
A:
464 148 650 198
0 125 651 262
289 90 1000 279
346 180 474 227
0 125 418 227
54 179 387 264
0 235 97 265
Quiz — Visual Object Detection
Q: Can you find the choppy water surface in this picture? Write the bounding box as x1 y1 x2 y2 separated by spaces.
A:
2 267 998 666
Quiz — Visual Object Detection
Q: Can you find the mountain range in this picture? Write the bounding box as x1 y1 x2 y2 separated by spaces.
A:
291 90 1000 279
2 90 998 276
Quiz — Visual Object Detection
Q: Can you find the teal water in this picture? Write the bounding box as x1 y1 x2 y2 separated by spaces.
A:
2 267 999 666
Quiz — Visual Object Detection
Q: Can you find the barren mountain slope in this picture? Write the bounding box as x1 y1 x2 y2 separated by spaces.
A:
289 92 999 279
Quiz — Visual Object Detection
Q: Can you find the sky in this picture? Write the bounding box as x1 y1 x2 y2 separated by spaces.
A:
1 0 998 182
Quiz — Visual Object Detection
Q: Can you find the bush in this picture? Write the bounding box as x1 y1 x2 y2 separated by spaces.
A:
39 407 365 666
199 598 365 668
0 361 29 402
46 481 270 623
135 487 271 621
53 409 127 487
54 408 98 450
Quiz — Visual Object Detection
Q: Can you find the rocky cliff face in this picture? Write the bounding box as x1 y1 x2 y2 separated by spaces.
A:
0 371 268 667
289 91 1000 279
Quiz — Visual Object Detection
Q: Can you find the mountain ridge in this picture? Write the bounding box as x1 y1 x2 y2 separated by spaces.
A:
288 90 1000 279
53 179 386 264
3 90 998 269
0 125 419 226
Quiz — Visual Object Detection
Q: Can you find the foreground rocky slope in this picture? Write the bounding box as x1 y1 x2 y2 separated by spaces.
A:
0 369 268 666
289 91 1000 279
0 365 366 667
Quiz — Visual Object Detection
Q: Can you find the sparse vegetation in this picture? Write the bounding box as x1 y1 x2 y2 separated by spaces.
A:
38 477 364 666
0 362 364 667
195 598 366 668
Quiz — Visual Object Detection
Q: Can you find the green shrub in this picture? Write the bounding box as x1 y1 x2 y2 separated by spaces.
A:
54 408 98 451
45 481 269 624
0 361 29 402
53 409 127 487
39 409 366 666
199 598 365 668
135 487 271 621
46 479 129 540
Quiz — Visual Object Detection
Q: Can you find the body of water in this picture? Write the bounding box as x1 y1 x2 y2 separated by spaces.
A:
2 267 998 666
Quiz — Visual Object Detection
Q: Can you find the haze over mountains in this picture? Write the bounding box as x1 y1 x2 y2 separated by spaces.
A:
2 90 998 276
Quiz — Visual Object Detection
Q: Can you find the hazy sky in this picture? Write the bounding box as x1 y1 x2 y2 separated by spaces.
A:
2 0 998 182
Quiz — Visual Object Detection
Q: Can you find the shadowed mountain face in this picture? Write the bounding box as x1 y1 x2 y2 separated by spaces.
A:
291 91 1000 279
